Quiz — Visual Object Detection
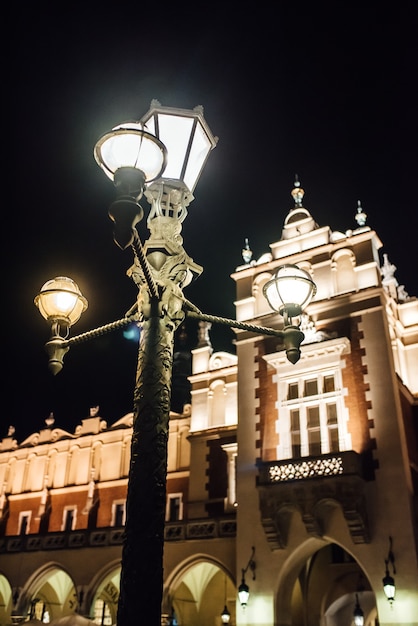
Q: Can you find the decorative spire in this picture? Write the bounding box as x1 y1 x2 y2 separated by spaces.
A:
355 200 367 227
242 238 253 264
380 253 398 285
380 253 399 300
282 175 318 240
45 412 55 428
291 174 305 207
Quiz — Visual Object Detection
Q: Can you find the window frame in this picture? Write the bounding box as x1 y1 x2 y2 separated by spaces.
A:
18 511 31 535
263 339 353 461
61 506 77 532
165 492 183 522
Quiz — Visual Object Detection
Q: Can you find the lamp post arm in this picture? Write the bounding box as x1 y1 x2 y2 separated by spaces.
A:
50 302 305 374
57 307 288 349
186 310 285 339
44 313 141 375
66 314 141 346
242 546 256 580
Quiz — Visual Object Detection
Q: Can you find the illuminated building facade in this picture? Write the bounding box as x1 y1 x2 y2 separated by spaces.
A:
1 182 417 625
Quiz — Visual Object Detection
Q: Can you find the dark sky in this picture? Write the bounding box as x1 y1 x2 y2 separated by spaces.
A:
5 5 418 443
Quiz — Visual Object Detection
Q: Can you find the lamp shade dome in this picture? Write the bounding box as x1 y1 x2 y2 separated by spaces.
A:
238 579 250 608
263 264 317 317
382 572 395 602
94 123 167 183
34 276 88 326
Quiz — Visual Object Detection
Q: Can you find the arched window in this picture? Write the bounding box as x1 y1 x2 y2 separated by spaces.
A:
208 380 226 427
332 249 357 295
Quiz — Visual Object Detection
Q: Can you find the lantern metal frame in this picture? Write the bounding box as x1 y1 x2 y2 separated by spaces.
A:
382 536 396 606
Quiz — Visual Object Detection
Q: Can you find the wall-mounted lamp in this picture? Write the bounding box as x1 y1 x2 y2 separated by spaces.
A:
221 605 231 624
382 536 396 606
353 593 364 626
238 546 256 609
221 573 231 624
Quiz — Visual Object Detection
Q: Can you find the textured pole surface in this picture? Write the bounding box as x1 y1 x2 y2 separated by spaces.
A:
117 297 175 626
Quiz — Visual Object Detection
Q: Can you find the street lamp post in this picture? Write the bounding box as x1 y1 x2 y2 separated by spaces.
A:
96 101 217 626
34 101 316 626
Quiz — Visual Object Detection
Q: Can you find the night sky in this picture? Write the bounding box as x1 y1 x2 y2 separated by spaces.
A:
5 5 418 442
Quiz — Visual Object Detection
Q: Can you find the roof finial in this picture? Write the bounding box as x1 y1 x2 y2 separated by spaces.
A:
355 200 367 227
242 238 253 264
45 412 55 428
291 174 305 207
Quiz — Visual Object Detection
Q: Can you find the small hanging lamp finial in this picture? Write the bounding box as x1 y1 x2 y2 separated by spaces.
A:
45 412 55 428
242 238 253 264
355 200 367 227
291 174 305 207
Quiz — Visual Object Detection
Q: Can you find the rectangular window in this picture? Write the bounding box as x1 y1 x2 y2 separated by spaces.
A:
169 497 181 521
290 409 301 457
62 508 76 532
326 403 338 424
328 426 339 452
308 429 321 456
291 431 301 458
166 494 183 522
290 409 300 430
323 375 336 393
327 403 339 452
277 359 347 462
307 406 320 427
113 502 126 527
19 513 30 535
307 406 321 455
304 379 318 397
288 382 299 400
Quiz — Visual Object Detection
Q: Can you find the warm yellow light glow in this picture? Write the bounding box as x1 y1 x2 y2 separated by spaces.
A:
263 264 317 316
34 276 88 326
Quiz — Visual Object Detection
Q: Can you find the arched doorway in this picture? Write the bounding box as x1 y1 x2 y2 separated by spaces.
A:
276 540 376 625
17 565 77 623
163 557 236 626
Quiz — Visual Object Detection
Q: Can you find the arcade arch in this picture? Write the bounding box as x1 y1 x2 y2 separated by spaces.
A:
275 539 376 626
163 555 236 626
14 564 77 623
0 573 13 624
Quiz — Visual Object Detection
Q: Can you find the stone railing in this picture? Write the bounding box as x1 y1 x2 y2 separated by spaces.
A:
0 516 236 553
